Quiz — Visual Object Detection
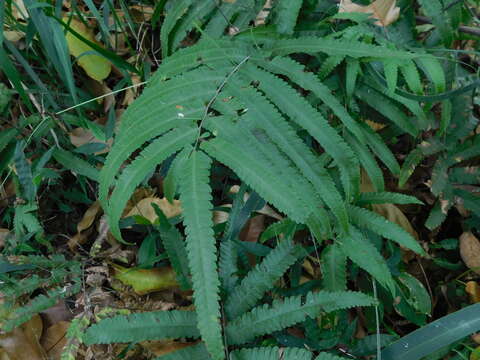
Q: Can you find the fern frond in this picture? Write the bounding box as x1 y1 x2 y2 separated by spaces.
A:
357 192 423 206
106 126 196 241
170 1 217 51
225 239 305 319
154 343 211 360
219 239 239 292
315 353 349 360
232 66 352 226
348 205 424 255
345 132 384 192
226 291 375 345
98 68 227 207
399 60 423 95
179 151 224 360
339 227 394 293
202 137 308 223
204 0 256 38
416 56 446 93
321 244 347 292
417 0 452 45
355 85 417 136
383 59 399 95
267 37 417 59
356 122 401 176
84 310 200 345
319 55 345 80
257 56 366 144
3 283 81 332
161 0 193 58
346 58 361 101
231 347 312 360
273 0 303 35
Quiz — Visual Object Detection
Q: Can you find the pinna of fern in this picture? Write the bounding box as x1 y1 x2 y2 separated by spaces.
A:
97 35 436 359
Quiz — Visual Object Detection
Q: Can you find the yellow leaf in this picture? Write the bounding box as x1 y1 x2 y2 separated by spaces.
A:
64 17 111 81
339 0 400 27
112 264 179 295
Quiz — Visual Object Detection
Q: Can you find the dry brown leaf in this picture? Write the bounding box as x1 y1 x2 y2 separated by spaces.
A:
122 75 143 107
125 197 182 223
142 340 193 357
69 127 112 155
460 232 480 275
239 215 265 243
339 0 400 27
0 315 46 360
0 229 10 249
466 281 480 303
40 321 69 360
112 264 179 295
68 201 103 250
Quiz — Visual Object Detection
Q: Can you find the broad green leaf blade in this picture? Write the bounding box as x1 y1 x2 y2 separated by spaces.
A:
381 303 480 360
53 148 99 181
231 347 312 360
179 151 224 360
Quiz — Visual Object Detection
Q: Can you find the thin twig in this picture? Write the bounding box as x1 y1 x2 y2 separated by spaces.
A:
192 55 251 151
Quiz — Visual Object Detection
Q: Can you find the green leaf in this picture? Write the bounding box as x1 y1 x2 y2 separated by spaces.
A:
53 148 99 181
161 0 192 58
64 17 111 81
179 151 224 360
321 244 347 292
381 303 480 360
14 141 35 202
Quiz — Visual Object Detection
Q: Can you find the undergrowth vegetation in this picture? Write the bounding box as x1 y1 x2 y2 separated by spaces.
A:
0 0 479 359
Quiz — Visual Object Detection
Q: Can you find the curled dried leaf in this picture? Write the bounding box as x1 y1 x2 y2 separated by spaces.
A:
339 0 400 27
460 232 480 275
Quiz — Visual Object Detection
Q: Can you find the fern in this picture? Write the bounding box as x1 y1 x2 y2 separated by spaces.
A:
84 310 200 345
226 290 375 345
315 353 349 360
161 0 192 58
106 126 196 241
179 151 224 360
225 239 305 319
339 227 395 293
231 347 312 360
273 0 303 35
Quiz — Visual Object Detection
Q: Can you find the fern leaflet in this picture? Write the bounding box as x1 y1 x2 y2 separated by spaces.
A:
179 151 224 360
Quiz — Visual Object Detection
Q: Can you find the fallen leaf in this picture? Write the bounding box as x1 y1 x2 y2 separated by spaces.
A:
466 281 480 303
472 346 480 360
142 340 193 357
0 315 46 360
112 264 179 295
338 0 400 27
40 321 69 360
125 197 182 223
69 127 112 155
460 232 480 275
68 201 102 250
239 215 265 243
0 229 10 249
64 17 112 81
